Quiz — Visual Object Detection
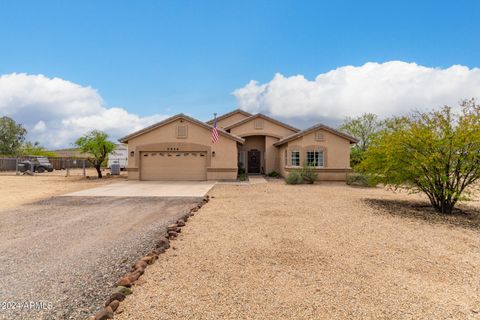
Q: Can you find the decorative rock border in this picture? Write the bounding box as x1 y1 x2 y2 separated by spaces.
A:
89 195 210 320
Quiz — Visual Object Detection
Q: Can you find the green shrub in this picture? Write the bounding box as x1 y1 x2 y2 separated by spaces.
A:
300 164 318 184
346 172 376 187
266 170 281 178
238 173 248 181
285 170 303 184
238 163 245 175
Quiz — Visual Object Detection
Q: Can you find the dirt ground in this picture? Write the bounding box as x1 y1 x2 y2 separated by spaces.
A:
0 169 126 210
116 181 480 320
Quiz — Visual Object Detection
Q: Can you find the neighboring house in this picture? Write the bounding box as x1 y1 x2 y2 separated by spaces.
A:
107 144 128 169
119 109 358 181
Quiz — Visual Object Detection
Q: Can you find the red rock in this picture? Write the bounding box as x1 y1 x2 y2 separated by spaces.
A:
115 277 132 287
167 224 178 231
108 300 120 312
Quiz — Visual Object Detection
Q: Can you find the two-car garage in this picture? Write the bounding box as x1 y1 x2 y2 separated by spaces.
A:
119 114 244 181
140 151 207 181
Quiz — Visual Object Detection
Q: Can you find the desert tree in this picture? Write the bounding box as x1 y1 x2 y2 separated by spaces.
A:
339 113 383 167
0 116 27 155
361 99 480 214
75 130 115 178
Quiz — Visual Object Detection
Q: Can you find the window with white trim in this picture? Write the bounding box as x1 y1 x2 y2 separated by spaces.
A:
306 150 324 167
291 151 300 167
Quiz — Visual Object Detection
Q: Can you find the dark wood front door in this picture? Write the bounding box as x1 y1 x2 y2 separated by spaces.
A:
247 150 261 174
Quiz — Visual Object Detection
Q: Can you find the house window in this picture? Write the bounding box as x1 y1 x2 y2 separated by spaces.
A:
176 125 188 138
315 131 325 141
291 151 300 167
254 118 264 129
306 150 324 167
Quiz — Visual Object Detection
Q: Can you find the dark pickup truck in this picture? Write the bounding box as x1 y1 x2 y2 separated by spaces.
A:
18 157 54 173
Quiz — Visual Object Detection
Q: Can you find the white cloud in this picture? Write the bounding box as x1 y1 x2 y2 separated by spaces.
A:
32 120 46 132
233 61 480 122
0 73 168 148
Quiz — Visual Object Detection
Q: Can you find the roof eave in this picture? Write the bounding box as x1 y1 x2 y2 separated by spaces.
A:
118 113 245 144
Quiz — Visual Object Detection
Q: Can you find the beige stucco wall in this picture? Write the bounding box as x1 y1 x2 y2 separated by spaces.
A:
125 118 238 180
230 117 297 139
278 129 352 181
265 136 280 173
215 113 250 129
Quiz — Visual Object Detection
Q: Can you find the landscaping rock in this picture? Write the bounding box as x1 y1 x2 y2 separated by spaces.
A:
126 271 142 282
141 255 158 265
167 224 178 232
115 286 133 295
168 230 178 238
133 260 148 271
105 292 126 306
95 306 114 320
177 219 186 226
115 277 132 287
157 236 170 249
108 300 120 312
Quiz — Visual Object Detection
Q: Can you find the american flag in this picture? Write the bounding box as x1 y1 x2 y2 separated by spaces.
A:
211 117 219 144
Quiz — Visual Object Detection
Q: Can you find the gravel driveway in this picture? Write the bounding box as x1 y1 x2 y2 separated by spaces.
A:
0 196 199 320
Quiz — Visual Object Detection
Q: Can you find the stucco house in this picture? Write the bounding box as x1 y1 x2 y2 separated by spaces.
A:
119 109 358 181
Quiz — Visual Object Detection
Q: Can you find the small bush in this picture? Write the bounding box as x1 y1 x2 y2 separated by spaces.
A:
238 173 248 181
238 163 245 175
300 165 318 184
285 170 303 184
267 170 281 178
347 172 376 187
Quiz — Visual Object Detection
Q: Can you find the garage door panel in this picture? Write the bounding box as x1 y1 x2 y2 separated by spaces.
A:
140 151 207 181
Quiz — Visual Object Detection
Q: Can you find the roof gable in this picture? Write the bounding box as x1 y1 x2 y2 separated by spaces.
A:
206 109 252 125
273 123 359 146
223 113 300 133
119 114 245 144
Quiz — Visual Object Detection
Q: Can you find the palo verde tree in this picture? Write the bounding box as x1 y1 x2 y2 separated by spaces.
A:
75 130 115 178
339 113 383 168
361 99 480 214
0 116 27 155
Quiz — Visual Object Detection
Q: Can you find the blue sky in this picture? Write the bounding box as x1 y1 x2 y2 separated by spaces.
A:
0 0 479 147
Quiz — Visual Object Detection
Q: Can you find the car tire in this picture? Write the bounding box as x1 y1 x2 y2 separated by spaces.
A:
36 166 45 173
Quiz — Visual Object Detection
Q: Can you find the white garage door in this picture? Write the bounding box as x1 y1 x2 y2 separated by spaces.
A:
140 151 207 181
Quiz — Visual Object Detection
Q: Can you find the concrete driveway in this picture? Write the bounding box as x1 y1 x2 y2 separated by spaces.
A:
62 180 216 198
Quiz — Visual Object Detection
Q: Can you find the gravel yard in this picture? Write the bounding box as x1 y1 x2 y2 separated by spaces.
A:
0 196 199 320
0 169 124 211
116 181 480 319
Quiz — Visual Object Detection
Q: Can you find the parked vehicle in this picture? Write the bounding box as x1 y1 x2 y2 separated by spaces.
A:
17 157 54 173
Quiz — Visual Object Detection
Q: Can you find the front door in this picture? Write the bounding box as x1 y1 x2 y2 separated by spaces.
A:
247 150 261 174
